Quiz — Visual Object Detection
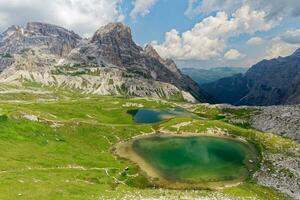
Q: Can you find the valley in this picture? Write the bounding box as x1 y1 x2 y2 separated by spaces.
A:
181 67 248 85
201 49 300 106
0 83 299 200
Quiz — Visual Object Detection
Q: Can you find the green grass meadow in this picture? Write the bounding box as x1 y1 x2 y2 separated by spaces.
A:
0 84 295 199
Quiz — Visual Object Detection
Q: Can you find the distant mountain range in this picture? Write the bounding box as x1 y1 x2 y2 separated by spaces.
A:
202 49 300 106
181 67 248 85
0 22 210 103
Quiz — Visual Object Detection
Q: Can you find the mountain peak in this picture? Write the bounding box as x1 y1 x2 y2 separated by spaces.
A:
292 48 300 57
25 22 81 39
91 22 132 43
0 22 208 103
96 22 130 33
26 21 57 28
144 44 161 60
89 22 142 67
0 22 81 57
144 44 181 75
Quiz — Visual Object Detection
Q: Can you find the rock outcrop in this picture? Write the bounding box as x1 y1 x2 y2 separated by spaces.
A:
250 105 300 140
0 22 81 73
0 22 81 57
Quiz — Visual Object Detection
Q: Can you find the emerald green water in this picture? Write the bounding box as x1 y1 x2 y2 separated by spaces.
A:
129 108 191 124
132 136 257 183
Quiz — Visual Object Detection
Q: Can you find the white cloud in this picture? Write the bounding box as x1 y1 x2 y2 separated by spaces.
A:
153 5 275 60
0 0 124 37
247 37 264 45
224 49 245 60
183 0 300 66
185 0 202 18
130 0 158 20
266 38 299 59
265 29 300 59
185 0 300 19
186 0 244 17
281 29 300 44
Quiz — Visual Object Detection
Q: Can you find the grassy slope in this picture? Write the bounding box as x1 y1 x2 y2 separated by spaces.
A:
0 83 296 200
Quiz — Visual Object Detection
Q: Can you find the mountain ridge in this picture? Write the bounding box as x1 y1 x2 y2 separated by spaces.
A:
0 22 209 103
202 49 300 106
181 67 248 85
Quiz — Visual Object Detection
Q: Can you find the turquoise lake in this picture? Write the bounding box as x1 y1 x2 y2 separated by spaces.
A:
132 135 258 183
129 108 191 124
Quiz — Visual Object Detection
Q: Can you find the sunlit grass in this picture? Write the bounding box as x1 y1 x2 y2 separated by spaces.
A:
0 83 295 199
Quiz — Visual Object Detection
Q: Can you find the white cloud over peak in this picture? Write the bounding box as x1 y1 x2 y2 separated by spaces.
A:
224 49 245 60
281 29 300 44
153 5 275 60
130 0 158 20
247 37 264 45
266 38 299 59
0 0 124 37
266 29 300 59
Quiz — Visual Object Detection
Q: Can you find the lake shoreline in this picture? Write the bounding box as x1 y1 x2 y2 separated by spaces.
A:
114 132 258 190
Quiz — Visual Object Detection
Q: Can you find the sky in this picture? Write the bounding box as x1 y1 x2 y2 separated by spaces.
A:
0 0 300 68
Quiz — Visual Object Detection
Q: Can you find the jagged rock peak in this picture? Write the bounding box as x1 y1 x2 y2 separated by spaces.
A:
94 22 131 34
1 25 24 40
144 44 161 60
1 22 81 40
144 44 180 75
91 22 133 43
0 22 82 57
0 22 210 103
2 25 22 35
25 22 81 39
87 22 142 67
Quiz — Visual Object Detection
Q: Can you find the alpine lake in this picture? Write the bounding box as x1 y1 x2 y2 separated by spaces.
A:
128 107 193 124
117 108 259 190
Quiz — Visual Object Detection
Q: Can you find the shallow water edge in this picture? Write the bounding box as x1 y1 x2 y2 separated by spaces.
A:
114 133 259 190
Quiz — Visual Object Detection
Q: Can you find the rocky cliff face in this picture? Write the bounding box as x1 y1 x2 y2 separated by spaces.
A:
0 22 81 73
0 22 209 102
240 50 300 105
202 49 300 106
0 22 81 57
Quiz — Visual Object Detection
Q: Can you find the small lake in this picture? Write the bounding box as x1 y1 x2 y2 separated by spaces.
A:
117 135 258 189
128 108 192 124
